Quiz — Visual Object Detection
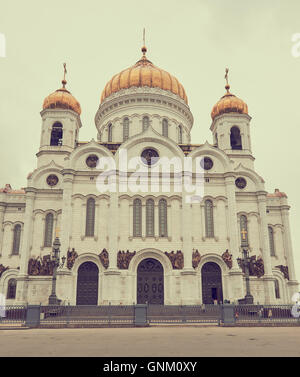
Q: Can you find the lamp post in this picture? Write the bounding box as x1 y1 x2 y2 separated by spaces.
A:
237 228 254 305
48 237 66 305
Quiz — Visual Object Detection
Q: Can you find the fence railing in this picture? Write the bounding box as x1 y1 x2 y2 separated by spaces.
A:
0 304 299 328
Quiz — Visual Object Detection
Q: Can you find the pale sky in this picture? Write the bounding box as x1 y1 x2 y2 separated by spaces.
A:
0 0 299 281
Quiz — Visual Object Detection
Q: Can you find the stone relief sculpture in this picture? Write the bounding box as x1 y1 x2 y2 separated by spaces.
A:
275 265 289 280
237 255 265 278
99 248 109 269
192 249 201 269
222 249 233 269
28 255 55 276
117 250 136 269
67 248 78 270
165 250 184 269
0 264 9 277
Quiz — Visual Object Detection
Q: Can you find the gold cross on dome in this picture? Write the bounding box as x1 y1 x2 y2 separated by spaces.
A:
241 228 247 240
63 63 67 81
225 68 229 86
143 28 145 46
55 227 60 238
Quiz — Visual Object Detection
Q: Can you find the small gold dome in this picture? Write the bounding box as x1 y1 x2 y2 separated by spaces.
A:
100 47 188 104
43 77 81 115
211 84 248 120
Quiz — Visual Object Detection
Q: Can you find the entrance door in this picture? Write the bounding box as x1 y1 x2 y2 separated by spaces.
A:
76 262 99 305
201 262 223 304
137 258 164 304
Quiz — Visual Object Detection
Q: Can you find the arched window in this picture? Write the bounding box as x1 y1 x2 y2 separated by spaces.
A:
240 215 248 245
133 199 142 237
159 199 168 237
50 122 63 146
268 226 275 256
274 279 280 299
12 224 21 255
108 123 112 142
143 116 149 132
205 200 214 237
146 199 154 237
162 119 168 137
6 278 17 299
85 198 95 237
178 125 183 143
44 213 54 247
230 126 242 150
123 117 129 141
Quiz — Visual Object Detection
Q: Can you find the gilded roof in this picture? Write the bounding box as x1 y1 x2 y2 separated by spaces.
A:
211 84 248 120
100 47 188 104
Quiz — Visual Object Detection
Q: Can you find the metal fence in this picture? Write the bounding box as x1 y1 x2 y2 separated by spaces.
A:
0 305 27 325
234 305 300 324
40 304 135 326
147 304 221 324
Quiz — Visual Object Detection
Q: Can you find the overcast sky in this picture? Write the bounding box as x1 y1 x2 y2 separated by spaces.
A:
0 0 299 282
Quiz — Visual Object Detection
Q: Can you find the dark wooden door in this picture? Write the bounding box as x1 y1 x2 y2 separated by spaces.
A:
201 262 223 304
76 262 99 305
137 258 164 304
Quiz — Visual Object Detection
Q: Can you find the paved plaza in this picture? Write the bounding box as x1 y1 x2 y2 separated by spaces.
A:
0 326 299 357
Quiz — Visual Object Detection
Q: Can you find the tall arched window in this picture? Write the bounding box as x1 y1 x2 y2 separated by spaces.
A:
146 199 154 237
44 213 54 247
123 117 129 141
205 200 214 237
178 125 183 144
268 226 275 256
230 126 242 150
108 123 112 142
143 116 149 132
6 278 17 299
274 279 280 299
12 224 21 255
85 198 95 237
162 119 168 137
240 215 248 245
159 199 168 237
50 122 63 146
133 199 142 237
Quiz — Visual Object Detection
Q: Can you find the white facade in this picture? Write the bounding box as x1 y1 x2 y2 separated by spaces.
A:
0 60 298 306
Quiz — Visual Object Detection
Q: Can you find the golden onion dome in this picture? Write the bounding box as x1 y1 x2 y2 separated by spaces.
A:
100 46 188 104
43 64 81 115
211 69 248 120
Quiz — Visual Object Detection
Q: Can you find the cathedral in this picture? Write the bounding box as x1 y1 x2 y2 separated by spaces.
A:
0 44 298 306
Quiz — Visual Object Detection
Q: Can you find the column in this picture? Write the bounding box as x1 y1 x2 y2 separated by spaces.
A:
257 192 275 304
0 204 5 255
16 189 36 304
281 205 297 282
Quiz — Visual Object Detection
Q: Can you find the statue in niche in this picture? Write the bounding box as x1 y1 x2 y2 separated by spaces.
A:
192 249 201 269
99 248 109 269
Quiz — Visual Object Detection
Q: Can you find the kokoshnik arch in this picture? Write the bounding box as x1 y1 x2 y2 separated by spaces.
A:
0 44 298 305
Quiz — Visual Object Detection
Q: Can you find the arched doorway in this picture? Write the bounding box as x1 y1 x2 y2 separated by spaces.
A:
137 258 164 304
76 262 99 305
201 262 223 304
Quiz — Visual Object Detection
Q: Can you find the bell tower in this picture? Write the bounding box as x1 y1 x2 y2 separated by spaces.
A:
37 64 82 168
210 69 254 168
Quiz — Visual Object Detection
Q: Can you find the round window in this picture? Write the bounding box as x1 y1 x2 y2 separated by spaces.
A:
200 157 213 170
46 174 59 187
86 155 99 168
235 177 247 189
141 149 159 166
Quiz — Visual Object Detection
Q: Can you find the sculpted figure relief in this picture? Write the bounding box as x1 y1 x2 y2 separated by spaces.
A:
275 265 289 280
28 255 54 276
99 248 109 269
222 249 233 269
117 250 136 269
0 264 9 278
67 248 78 270
192 250 201 269
165 250 184 269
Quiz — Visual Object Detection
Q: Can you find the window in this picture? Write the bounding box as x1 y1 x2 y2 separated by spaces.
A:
143 116 149 132
240 215 248 245
268 226 275 256
85 198 95 237
162 119 168 137
146 199 154 237
123 117 129 141
7 278 17 299
12 224 21 255
159 199 168 237
44 213 54 247
205 200 214 237
178 125 183 143
230 126 242 150
274 279 280 299
133 199 142 237
50 122 63 146
108 123 112 142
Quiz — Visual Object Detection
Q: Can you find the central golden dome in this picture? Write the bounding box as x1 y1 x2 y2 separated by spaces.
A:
100 47 188 104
